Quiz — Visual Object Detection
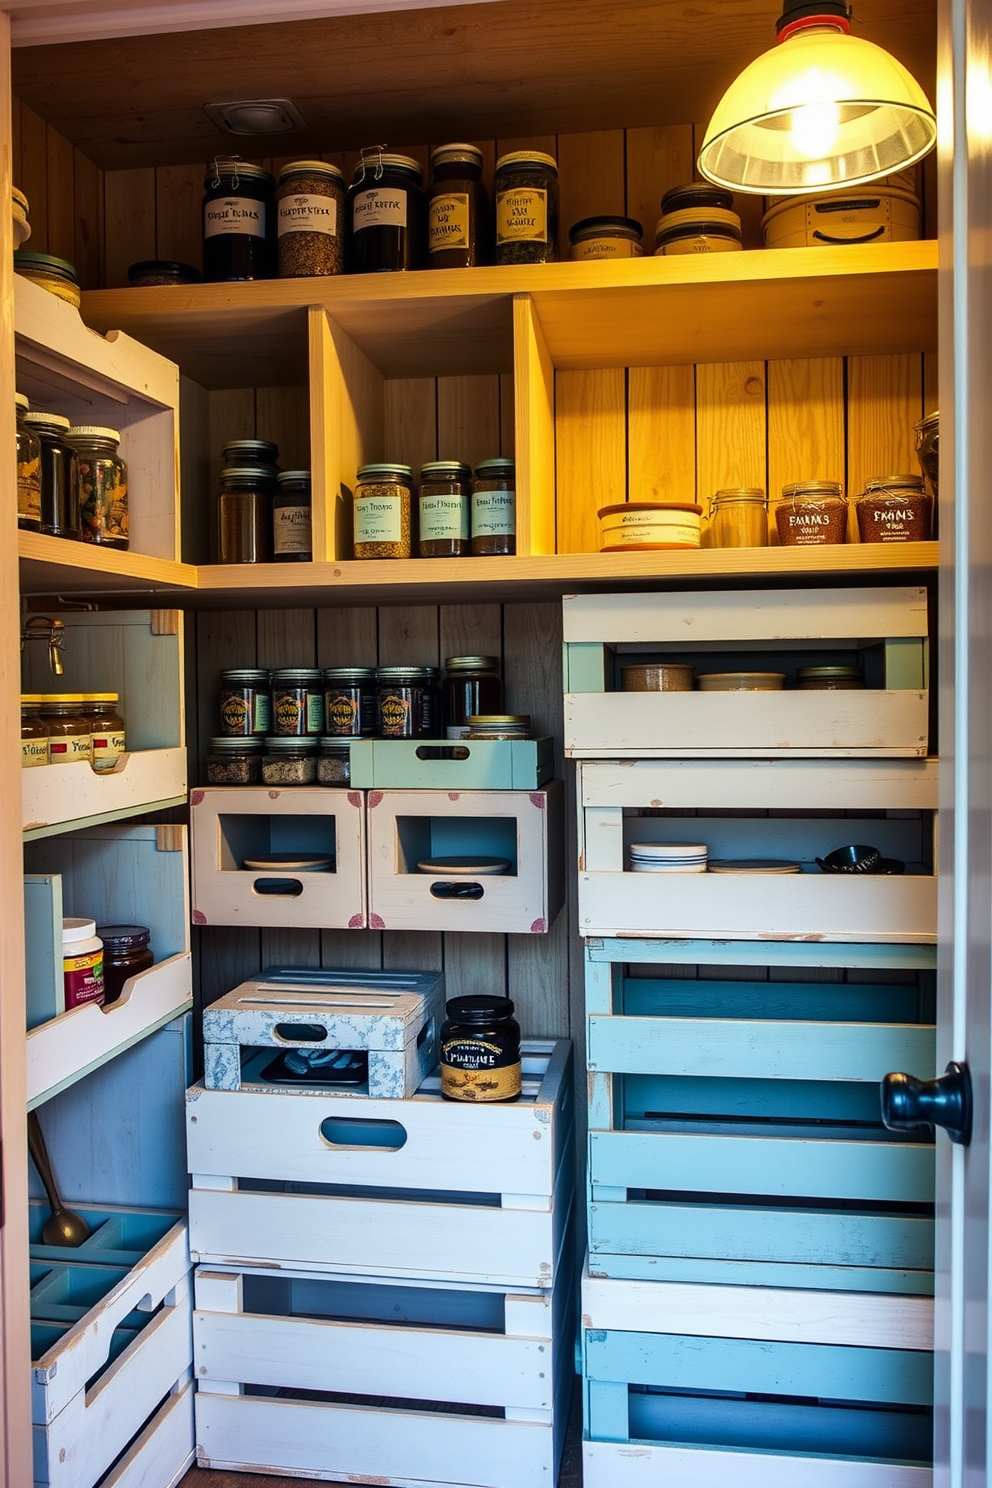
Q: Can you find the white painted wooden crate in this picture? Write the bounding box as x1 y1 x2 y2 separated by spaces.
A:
366 782 565 934
95 1374 194 1488
202 966 444 1099
562 586 929 757
190 786 366 929
187 1039 574 1287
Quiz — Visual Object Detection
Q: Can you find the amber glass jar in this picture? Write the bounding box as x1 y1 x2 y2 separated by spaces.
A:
443 656 504 738
41 697 92 765
218 466 274 563
219 669 271 736
86 694 126 773
376 667 436 738
471 459 516 555
354 464 413 559
21 696 48 768
856 475 933 543
67 426 128 549
324 668 377 737
428 144 489 268
440 995 521 1103
776 481 848 546
418 461 471 557
16 393 41 531
272 668 325 735
96 925 153 1005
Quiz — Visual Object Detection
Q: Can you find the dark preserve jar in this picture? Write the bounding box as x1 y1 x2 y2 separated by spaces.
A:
96 925 153 1006
376 666 435 738
222 439 279 475
418 461 472 557
274 471 312 562
218 466 274 563
472 458 516 555
324 667 377 737
24 411 79 539
272 668 325 735
427 144 489 268
349 152 425 273
443 656 504 737
127 260 201 287
202 160 276 282
440 995 521 1103
494 151 559 264
219 668 271 736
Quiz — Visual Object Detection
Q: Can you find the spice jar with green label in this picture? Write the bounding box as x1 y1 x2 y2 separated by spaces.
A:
67 426 129 549
16 393 41 532
418 461 471 556
353 464 413 558
494 152 559 264
272 669 325 735
471 458 516 554
219 669 271 736
427 144 489 268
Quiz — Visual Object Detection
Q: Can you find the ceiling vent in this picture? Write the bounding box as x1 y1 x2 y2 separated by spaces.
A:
204 99 306 136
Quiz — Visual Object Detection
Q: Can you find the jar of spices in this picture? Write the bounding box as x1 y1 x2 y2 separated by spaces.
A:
324 667 377 737
127 261 201 287
96 925 153 1005
443 656 504 738
274 471 313 561
353 464 413 559
62 919 105 1010
709 488 769 548
67 426 128 549
915 412 939 499
569 215 644 260
207 736 263 784
471 458 516 555
218 465 274 563
349 152 426 273
21 696 48 768
776 481 848 546
86 694 126 773
427 144 489 268
222 439 279 476
856 475 933 543
418 461 472 557
317 740 352 785
202 159 276 282
262 737 318 785
41 697 92 765
16 393 41 531
272 668 325 735
276 161 346 278
14 251 81 307
494 151 559 264
220 669 271 736
440 995 521 1103
376 666 435 738
654 183 742 256
24 412 79 539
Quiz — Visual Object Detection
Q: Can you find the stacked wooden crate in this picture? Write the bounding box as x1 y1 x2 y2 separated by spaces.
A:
564 586 938 1487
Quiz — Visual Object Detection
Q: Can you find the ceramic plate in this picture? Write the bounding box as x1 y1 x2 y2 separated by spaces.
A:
417 856 511 875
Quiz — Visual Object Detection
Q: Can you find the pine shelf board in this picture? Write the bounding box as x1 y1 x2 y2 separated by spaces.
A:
18 530 195 597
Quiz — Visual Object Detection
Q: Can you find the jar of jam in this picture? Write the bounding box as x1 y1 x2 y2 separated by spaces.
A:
16 393 41 531
21 696 48 768
427 144 489 268
349 152 425 273
202 159 276 282
776 481 848 546
915 412 939 499
440 995 521 1103
856 475 933 543
207 736 264 784
376 666 435 738
324 667 376 737
273 471 312 562
24 412 79 539
219 669 271 736
95 925 153 1005
67 426 128 549
494 151 559 264
272 668 324 735
443 656 504 738
471 459 515 555
261 737 318 785
85 694 126 773
218 466 274 563
41 697 92 765
418 461 471 557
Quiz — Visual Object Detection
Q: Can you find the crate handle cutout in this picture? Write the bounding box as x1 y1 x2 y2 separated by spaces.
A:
429 881 485 900
319 1117 407 1150
273 1022 328 1043
414 745 471 761
251 878 305 897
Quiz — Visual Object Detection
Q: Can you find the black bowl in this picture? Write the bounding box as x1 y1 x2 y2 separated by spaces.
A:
816 844 882 874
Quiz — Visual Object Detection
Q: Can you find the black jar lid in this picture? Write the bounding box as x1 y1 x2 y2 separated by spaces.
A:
277 470 311 487
660 182 735 215
96 924 151 949
352 153 423 185
127 260 201 284
15 250 79 284
445 994 516 1024
569 215 643 243
220 465 277 483
204 160 274 187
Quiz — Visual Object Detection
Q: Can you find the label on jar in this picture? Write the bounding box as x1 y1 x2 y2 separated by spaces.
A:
18 459 41 522
429 193 470 252
204 196 266 238
355 495 402 545
858 499 928 542
274 504 312 555
572 238 643 260
472 489 516 537
662 234 742 256
91 729 126 773
419 494 469 541
21 736 48 768
496 188 547 243
48 734 92 764
64 949 105 1009
327 690 361 735
378 688 414 737
441 1040 522 1102
352 188 407 231
775 504 847 546
278 193 338 237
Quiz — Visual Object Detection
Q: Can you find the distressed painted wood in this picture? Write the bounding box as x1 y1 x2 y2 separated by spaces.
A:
96 1375 194 1488
583 1438 931 1488
578 757 938 810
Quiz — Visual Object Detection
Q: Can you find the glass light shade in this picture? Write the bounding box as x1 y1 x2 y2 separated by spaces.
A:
698 26 937 194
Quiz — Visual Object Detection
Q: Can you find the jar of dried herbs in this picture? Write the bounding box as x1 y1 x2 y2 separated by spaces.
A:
494 151 558 264
353 464 413 558
418 461 471 556
776 481 848 546
217 466 274 563
428 144 489 268
16 393 41 532
127 260 201 287
261 737 318 785
855 475 933 543
349 152 425 273
67 426 128 549
202 159 275 282
207 737 263 784
709 488 768 548
471 458 515 554
274 471 312 561
24 411 79 539
276 161 346 278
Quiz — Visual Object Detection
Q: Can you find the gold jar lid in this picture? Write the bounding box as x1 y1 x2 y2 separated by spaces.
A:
466 714 529 725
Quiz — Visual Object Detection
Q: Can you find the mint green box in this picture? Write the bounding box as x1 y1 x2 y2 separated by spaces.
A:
347 737 554 790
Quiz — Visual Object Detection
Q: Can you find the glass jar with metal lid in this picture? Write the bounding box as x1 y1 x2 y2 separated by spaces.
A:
471 458 515 555
14 251 81 307
96 925 154 1005
915 412 939 498
418 461 472 557
709 488 768 548
427 144 489 268
261 737 318 785
655 182 742 256
494 151 559 264
465 714 530 739
317 740 352 785
273 471 312 562
349 152 426 273
21 696 48 768
218 465 274 563
855 475 933 544
443 656 504 738
276 161 346 277
354 464 413 558
776 480 848 546
220 669 271 736
569 215 644 261
440 994 521 1103
40 696 92 765
67 427 128 548
324 667 377 737
24 411 79 539
85 694 126 773
15 393 41 531
207 736 264 784
202 159 276 282
127 260 201 287
222 439 279 476
796 666 865 691
376 666 435 739
272 668 325 736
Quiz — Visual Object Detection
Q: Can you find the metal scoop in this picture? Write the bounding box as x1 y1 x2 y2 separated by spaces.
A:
28 1111 90 1247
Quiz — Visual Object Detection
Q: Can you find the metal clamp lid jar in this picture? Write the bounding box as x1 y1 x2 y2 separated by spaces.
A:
855 474 933 544
776 480 848 546
349 151 425 274
708 487 768 548
569 215 643 261
276 161 346 278
494 151 559 265
202 159 275 283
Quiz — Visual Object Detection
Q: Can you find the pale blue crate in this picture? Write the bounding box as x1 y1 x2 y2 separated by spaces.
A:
347 737 554 790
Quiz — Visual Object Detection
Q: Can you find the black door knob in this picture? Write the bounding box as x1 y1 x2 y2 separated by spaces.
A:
880 1061 972 1146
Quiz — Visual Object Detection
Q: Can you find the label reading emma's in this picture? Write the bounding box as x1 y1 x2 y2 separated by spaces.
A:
472 489 515 538
274 505 312 555
205 197 266 238
441 1038 521 1102
353 188 407 231
429 193 470 251
355 495 402 544
496 188 547 244
278 194 338 237
419 494 469 542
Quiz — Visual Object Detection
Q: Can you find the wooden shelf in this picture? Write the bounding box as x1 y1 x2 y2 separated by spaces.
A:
19 530 195 598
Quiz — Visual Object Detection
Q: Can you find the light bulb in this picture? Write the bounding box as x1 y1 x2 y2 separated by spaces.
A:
790 99 842 158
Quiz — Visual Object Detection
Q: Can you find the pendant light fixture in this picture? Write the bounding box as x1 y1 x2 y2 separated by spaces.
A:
697 2 936 195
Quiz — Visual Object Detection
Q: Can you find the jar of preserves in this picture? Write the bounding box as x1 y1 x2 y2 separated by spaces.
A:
494 151 559 264
465 714 530 739
16 393 41 531
418 461 472 557
709 488 769 548
14 251 81 307
127 260 201 287
261 737 318 785
856 475 933 543
324 667 377 737
41 697 92 765
440 995 521 1103
471 458 515 555
776 481 848 546
86 694 126 773
202 159 275 282
349 152 425 273
62 919 104 1010
220 669 271 736
276 161 346 277
274 471 313 561
218 465 274 563
272 668 325 735
96 925 153 1005
569 215 644 260
354 464 413 558
21 696 48 768
67 426 128 549
376 666 435 738
654 183 742 256
24 412 79 539
915 412 939 498
221 439 279 476
427 144 489 268
207 736 264 784
443 656 504 738
317 739 352 785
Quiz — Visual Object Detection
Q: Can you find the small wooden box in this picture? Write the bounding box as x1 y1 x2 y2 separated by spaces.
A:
96 1375 194 1488
349 737 555 790
202 966 445 1099
190 786 366 930
367 782 565 934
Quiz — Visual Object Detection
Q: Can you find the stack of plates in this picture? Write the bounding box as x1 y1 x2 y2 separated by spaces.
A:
629 842 708 873
708 858 801 874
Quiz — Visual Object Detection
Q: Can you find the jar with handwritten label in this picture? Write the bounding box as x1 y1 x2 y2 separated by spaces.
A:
776 481 848 546
273 471 313 561
276 161 345 277
427 144 488 268
353 464 413 558
41 697 92 766
471 458 516 554
494 152 558 264
855 475 933 543
418 461 472 556
349 153 425 273
202 160 275 281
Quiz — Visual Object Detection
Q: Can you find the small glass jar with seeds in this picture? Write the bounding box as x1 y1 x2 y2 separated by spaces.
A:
207 737 263 784
261 737 318 785
418 461 472 556
471 458 516 555
353 463 413 558
276 161 346 278
494 151 559 264
317 739 352 785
